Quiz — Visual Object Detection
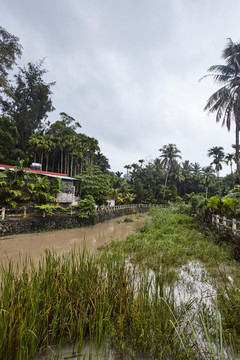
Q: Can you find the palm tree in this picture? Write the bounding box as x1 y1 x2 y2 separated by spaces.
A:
88 137 100 166
28 133 42 164
207 146 225 178
159 144 182 199
191 162 202 193
181 160 193 194
202 38 240 181
201 166 215 198
225 152 235 174
115 171 123 178
124 165 131 180
191 162 201 175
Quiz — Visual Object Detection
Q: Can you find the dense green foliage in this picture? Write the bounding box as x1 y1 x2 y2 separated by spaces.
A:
1 61 55 153
75 165 111 205
76 194 97 220
0 164 61 207
0 26 22 94
104 206 234 269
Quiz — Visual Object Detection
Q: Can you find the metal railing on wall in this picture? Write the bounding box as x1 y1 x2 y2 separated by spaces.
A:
211 214 240 235
0 204 158 221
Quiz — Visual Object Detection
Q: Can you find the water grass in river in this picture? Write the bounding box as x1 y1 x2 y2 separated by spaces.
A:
0 205 240 359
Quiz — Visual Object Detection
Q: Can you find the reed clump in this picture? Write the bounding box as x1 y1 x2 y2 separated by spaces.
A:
1 205 240 359
0 248 199 360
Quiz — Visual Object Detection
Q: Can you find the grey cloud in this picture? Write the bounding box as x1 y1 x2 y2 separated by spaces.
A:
1 0 240 174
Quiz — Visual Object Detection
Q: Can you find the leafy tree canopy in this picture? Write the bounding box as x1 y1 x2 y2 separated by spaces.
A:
1 60 55 152
75 165 110 205
0 26 22 93
0 116 20 164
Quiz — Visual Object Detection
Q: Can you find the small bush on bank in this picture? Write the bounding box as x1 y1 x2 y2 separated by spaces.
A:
34 204 68 216
76 195 97 221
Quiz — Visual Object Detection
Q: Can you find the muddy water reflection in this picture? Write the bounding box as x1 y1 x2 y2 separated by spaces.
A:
0 215 147 267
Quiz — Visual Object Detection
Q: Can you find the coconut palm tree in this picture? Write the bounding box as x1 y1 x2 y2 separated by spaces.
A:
28 133 42 164
207 146 225 178
159 144 182 199
201 166 215 198
202 38 240 181
191 162 202 193
225 152 235 174
191 162 201 175
87 137 100 166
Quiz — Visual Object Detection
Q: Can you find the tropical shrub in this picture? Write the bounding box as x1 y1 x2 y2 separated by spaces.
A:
207 196 223 215
208 195 240 219
77 195 97 221
34 204 68 217
222 197 239 218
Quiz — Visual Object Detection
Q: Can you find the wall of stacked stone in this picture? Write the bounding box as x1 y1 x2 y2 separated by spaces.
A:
0 207 148 236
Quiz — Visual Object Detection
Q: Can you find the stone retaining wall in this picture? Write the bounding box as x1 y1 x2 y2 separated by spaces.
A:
0 207 148 236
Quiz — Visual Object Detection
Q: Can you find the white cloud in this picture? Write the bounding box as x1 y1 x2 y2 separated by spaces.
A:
1 0 240 175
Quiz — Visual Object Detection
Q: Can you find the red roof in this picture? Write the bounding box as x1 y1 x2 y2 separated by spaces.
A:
0 164 68 177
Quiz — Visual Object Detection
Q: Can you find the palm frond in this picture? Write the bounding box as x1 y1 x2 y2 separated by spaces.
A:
207 64 235 75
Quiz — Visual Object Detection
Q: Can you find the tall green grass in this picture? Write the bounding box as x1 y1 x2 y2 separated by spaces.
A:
104 206 236 272
0 248 203 359
1 205 240 359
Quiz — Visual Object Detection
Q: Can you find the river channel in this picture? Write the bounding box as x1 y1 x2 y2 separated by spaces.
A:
0 214 148 267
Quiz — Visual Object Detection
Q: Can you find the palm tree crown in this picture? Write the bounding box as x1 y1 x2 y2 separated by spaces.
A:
159 144 182 171
225 152 235 174
202 38 240 180
207 146 225 178
201 165 215 198
159 144 182 199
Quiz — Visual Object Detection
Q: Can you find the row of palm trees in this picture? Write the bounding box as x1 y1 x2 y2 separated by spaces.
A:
158 144 224 198
27 128 101 176
124 144 235 201
208 146 236 176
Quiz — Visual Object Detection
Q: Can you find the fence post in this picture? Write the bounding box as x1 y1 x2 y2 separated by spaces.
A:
1 207 5 220
232 219 237 235
223 217 227 228
23 206 27 218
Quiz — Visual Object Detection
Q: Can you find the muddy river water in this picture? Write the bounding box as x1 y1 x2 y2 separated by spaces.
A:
0 214 148 267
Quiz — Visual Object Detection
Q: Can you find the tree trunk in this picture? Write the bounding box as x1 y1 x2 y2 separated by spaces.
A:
46 156 49 172
235 93 240 182
70 155 73 177
235 118 240 182
61 149 63 173
40 153 43 169
163 168 169 200
205 185 208 199
52 150 55 172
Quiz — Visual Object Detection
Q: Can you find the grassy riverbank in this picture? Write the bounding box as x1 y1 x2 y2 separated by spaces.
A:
0 205 240 359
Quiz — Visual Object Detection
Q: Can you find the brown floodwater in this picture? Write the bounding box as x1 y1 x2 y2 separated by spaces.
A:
0 214 148 267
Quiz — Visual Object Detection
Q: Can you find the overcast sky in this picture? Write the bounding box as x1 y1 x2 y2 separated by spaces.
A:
1 0 240 174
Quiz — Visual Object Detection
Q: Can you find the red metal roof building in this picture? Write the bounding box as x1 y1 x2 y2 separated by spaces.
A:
0 164 75 181
0 164 77 204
